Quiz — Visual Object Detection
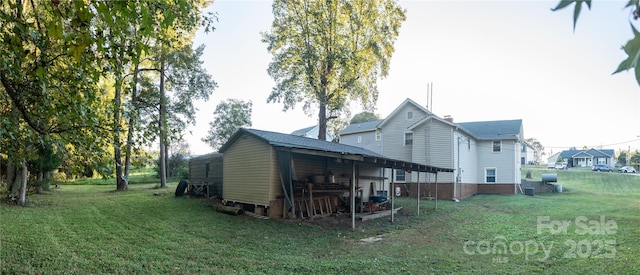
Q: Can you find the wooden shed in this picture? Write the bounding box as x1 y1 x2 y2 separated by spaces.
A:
219 128 454 229
188 153 223 198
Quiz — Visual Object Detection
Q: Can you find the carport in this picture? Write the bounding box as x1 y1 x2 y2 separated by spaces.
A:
220 128 454 231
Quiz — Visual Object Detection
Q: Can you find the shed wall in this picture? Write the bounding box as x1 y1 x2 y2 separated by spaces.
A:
223 134 276 206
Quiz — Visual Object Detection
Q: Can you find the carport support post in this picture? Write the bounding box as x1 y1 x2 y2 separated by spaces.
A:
351 161 356 231
435 173 439 210
391 169 395 223
417 172 420 216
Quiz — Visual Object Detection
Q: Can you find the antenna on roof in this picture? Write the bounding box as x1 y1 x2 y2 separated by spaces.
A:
426 82 433 112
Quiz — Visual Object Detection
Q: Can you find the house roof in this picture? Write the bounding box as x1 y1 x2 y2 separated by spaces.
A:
457 119 522 140
221 128 454 173
559 148 614 158
339 119 383 135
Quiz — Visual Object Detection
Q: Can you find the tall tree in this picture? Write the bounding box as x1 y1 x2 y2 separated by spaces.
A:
525 138 546 164
1 0 111 203
203 99 253 151
552 1 640 86
262 0 406 140
92 0 215 190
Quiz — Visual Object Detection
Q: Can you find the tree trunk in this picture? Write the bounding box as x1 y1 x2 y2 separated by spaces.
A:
113 57 127 191
318 100 327 141
124 64 140 180
7 161 20 200
159 57 167 188
18 161 27 206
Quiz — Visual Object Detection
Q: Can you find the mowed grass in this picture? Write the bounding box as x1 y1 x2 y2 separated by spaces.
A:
1 168 639 274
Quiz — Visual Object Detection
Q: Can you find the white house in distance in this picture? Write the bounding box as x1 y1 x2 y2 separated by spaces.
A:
291 125 333 141
340 98 525 200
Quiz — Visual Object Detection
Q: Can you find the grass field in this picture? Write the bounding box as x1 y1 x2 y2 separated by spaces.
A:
1 167 639 274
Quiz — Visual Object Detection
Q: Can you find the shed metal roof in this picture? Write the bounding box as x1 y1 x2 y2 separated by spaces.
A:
221 128 454 173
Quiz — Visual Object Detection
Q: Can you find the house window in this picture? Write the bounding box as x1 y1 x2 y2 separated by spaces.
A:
395 169 406 182
205 163 210 178
467 137 471 151
404 132 413 146
357 136 362 143
492 141 501 152
485 168 496 183
375 129 381 141
407 111 413 120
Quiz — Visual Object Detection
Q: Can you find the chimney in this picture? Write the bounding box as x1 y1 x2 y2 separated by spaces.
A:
444 115 453 123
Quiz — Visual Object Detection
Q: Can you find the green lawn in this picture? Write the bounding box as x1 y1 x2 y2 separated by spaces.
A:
1 168 639 274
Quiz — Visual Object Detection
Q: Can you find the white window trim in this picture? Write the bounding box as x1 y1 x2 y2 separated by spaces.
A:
485 167 497 183
375 129 381 141
404 132 413 146
407 111 413 120
492 140 501 153
357 136 362 143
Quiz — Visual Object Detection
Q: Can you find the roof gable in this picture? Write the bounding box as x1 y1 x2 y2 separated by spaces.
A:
585 148 613 157
378 98 432 128
457 119 522 140
558 148 614 158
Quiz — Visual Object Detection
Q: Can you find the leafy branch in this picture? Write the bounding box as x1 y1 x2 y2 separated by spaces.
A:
552 0 640 85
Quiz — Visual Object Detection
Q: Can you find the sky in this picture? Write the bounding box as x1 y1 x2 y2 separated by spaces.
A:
187 0 640 157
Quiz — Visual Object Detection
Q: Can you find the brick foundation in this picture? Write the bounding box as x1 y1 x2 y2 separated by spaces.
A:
400 182 518 200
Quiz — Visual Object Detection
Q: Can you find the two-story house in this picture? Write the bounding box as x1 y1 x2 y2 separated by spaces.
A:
340 98 524 200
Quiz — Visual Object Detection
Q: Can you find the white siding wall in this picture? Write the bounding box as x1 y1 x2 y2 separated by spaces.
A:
454 132 480 183
477 140 521 183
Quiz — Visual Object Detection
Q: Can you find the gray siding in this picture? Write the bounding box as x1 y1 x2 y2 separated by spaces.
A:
189 153 223 185
381 104 428 160
410 119 453 183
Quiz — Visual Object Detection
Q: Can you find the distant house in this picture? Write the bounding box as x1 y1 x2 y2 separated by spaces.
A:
552 148 615 168
337 119 384 154
290 125 333 141
547 152 562 168
340 98 525 200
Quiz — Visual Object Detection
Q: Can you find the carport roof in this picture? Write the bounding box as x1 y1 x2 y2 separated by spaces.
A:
221 128 454 174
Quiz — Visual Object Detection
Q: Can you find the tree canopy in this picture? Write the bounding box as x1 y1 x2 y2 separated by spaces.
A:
1 0 215 202
203 99 253 151
350 112 380 124
262 0 406 140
